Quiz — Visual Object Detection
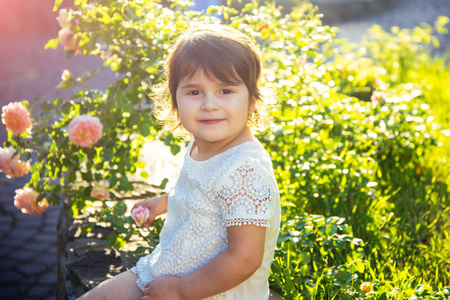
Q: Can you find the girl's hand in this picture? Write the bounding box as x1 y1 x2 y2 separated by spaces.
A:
131 200 156 227
131 206 151 227
131 194 168 228
141 275 183 300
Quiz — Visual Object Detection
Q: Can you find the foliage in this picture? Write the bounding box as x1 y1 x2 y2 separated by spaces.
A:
270 214 366 299
319 18 450 288
2 0 450 299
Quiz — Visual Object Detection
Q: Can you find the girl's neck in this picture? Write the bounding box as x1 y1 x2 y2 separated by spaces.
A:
190 126 256 161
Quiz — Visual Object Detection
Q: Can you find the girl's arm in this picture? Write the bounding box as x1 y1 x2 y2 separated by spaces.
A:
132 193 168 227
180 225 266 298
142 224 266 299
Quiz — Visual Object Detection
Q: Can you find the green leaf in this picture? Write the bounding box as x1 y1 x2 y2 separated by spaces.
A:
81 172 93 182
113 201 127 215
102 149 113 161
69 203 79 218
107 233 117 247
159 178 169 190
170 144 181 155
139 123 150 137
45 38 59 50
114 236 126 249
48 193 61 205
78 33 91 47
53 0 63 12
67 172 77 183
109 176 118 188
61 101 72 114
277 233 291 243
299 251 311 264
355 259 365 273
20 152 31 162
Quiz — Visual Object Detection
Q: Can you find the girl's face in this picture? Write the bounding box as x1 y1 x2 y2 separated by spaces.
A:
175 71 255 148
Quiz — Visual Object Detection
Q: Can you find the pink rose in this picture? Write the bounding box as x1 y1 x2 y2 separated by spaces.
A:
0 146 15 167
0 147 30 178
58 27 77 52
90 181 110 200
68 115 103 147
57 8 72 28
14 187 49 216
2 102 33 135
131 206 150 227
2 155 30 178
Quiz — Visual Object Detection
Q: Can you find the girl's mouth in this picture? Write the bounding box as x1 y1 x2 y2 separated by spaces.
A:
199 119 223 125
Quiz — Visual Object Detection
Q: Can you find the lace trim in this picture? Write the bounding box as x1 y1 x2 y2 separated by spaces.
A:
130 266 146 291
224 218 270 227
218 161 274 226
205 291 229 299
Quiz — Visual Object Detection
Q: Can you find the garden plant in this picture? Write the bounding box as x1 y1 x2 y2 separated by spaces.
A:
1 0 449 299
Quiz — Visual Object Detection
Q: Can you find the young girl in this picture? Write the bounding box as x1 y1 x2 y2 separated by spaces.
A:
78 24 280 300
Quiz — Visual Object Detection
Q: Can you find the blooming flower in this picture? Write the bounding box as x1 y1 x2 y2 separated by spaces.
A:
2 102 33 135
61 70 73 82
14 187 49 216
68 115 103 147
0 147 30 178
90 181 110 200
2 155 30 178
0 146 15 167
360 282 371 293
57 8 72 28
132 206 150 227
58 27 77 52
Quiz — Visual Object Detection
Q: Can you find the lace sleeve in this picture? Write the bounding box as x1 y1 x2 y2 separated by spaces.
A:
217 161 274 228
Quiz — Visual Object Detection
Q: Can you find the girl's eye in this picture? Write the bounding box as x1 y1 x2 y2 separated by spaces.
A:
221 89 233 95
188 90 201 96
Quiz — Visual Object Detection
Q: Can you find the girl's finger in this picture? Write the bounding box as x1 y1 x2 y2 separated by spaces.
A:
143 216 154 227
144 281 152 289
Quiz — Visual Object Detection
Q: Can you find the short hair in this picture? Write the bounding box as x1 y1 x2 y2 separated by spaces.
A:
153 25 270 134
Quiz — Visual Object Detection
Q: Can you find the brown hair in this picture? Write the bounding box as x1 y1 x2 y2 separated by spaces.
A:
153 24 271 133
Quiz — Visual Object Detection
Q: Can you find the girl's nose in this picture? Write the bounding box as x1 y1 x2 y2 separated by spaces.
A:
201 94 219 111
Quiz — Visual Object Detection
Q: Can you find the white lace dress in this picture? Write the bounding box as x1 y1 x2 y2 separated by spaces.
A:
130 140 280 299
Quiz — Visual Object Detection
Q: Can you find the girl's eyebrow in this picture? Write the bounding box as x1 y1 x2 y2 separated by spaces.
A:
180 81 242 90
179 83 202 90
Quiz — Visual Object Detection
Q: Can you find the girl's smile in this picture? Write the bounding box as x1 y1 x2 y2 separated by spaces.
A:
198 119 224 125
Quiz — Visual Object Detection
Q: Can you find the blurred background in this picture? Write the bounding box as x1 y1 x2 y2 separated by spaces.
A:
0 0 449 299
